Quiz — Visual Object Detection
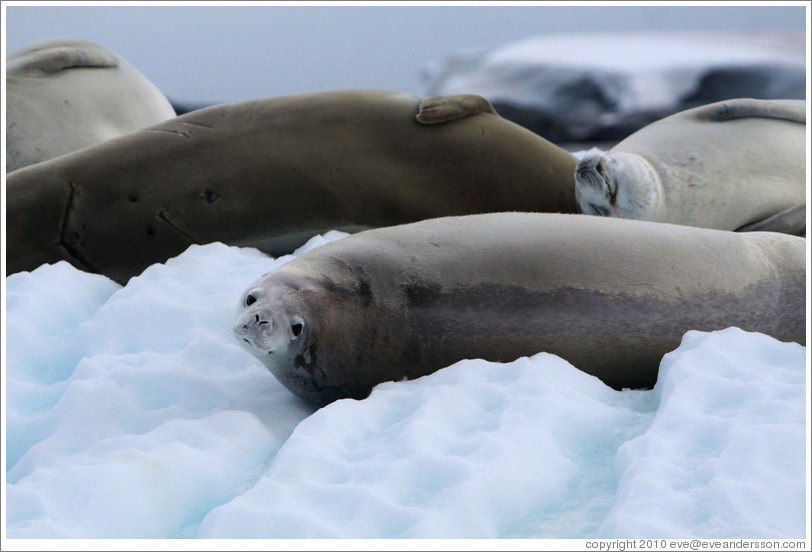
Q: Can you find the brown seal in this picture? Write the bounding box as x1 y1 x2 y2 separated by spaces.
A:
7 90 578 284
234 212 806 406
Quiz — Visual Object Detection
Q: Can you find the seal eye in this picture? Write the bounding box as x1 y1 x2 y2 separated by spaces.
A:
245 294 257 307
291 322 304 339
596 162 617 201
606 179 617 201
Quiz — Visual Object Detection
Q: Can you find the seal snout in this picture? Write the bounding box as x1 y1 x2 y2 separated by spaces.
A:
242 313 268 329
234 309 275 353
243 313 270 328
575 148 619 218
574 149 610 190
240 313 269 348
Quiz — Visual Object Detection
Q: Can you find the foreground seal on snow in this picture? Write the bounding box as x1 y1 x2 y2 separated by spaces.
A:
5 37 176 173
574 98 806 235
234 213 806 406
7 90 578 284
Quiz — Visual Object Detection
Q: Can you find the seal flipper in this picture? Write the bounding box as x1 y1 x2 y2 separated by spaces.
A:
702 98 806 125
7 45 119 75
416 94 498 125
735 204 807 236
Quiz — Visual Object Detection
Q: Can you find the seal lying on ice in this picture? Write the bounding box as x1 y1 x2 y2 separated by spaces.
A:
5 37 175 173
7 90 578 284
574 98 806 235
234 212 806 406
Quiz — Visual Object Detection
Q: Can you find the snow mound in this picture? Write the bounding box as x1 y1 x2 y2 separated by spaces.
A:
4 238 808 540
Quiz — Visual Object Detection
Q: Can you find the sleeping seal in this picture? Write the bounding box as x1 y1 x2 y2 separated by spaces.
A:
234 213 806 407
6 90 578 284
6 37 176 173
574 98 806 235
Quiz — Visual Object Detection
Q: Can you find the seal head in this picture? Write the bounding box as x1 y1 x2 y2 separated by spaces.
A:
574 148 660 220
234 281 312 398
234 269 380 406
574 99 805 234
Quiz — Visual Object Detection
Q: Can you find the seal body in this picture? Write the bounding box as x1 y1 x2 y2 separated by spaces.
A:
7 90 578 284
6 37 176 172
574 98 806 234
234 213 806 406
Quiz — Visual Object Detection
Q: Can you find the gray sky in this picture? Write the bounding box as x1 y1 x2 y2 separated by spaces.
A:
3 3 807 105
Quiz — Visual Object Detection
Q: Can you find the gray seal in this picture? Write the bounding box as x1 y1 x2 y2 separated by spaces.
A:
6 90 578 284
574 98 806 235
6 37 176 173
234 212 806 406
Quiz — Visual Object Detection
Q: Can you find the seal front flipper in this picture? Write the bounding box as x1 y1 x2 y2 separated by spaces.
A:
7 43 119 75
416 94 498 124
735 204 807 236
701 98 806 125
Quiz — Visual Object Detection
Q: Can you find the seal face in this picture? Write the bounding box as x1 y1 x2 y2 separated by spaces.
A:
235 284 313 396
575 149 660 220
573 98 806 235
234 269 382 405
234 213 806 407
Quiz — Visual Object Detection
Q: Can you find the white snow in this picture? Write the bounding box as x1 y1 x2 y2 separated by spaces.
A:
3 234 808 543
481 32 804 73
424 31 806 115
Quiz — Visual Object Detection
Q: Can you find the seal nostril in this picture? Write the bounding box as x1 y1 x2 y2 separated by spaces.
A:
242 338 251 345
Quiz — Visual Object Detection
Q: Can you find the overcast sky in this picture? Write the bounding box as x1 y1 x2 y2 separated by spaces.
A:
3 3 807 105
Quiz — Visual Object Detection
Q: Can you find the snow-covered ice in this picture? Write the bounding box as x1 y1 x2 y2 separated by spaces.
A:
423 32 806 143
424 32 805 111
3 234 808 543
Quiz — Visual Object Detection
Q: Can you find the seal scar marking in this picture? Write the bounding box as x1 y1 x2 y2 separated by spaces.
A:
57 180 98 272
180 121 214 129
145 128 193 139
156 211 199 244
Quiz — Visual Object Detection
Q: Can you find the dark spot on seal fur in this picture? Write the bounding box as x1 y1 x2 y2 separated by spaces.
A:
402 282 444 307
295 344 316 370
358 279 372 306
128 194 139 203
200 189 220 203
